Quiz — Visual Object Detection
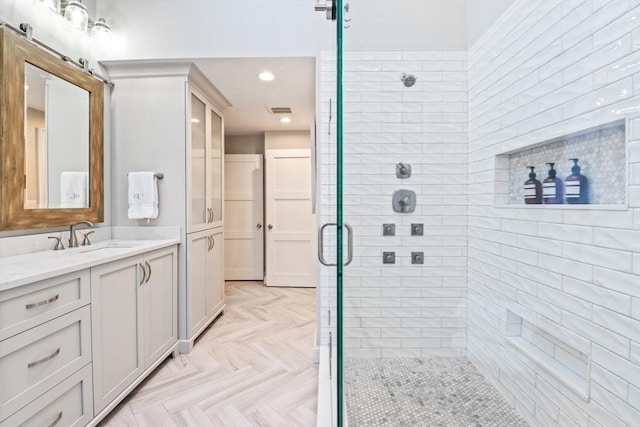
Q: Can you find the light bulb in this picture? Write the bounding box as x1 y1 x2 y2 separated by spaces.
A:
37 0 61 14
280 117 291 124
92 18 111 39
259 71 275 81
64 0 88 33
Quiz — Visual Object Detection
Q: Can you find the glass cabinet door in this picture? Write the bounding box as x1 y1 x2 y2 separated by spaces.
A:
209 108 223 225
189 92 208 229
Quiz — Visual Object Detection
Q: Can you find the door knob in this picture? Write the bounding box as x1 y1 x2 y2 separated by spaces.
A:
257 223 263 229
268 224 273 230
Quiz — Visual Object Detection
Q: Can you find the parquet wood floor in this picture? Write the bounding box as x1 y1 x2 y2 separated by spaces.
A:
100 281 318 427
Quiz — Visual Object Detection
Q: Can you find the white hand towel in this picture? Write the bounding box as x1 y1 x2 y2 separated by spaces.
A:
128 172 159 220
60 171 88 208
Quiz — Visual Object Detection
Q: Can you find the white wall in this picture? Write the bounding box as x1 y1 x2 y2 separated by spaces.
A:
468 2 640 426
95 0 333 60
466 0 515 46
265 131 310 150
225 135 265 155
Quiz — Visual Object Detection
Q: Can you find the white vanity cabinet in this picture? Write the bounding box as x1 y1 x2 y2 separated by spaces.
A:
186 228 224 340
91 246 177 415
105 61 229 353
0 271 93 425
0 240 179 426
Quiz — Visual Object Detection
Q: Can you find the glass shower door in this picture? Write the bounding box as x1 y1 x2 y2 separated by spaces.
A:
333 1 478 424
326 1 640 427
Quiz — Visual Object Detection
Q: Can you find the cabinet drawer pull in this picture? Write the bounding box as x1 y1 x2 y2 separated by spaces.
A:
27 347 60 368
46 411 63 427
25 294 60 310
139 263 147 285
145 261 152 283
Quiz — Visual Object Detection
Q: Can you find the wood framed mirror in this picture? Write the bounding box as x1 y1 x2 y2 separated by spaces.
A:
0 27 104 230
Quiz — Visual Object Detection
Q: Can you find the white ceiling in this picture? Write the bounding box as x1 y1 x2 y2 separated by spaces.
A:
177 1 513 138
192 57 316 136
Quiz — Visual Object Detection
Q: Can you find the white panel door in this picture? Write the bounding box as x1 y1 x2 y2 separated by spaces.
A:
265 149 316 287
224 154 264 280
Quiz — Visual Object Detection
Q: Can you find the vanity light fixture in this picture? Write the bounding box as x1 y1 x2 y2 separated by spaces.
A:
280 117 291 124
259 71 275 81
37 0 112 39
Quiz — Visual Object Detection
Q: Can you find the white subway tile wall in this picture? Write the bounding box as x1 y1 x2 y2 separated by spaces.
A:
319 50 468 357
469 2 640 427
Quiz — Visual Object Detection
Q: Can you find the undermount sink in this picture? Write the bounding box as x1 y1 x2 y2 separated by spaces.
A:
77 242 135 253
69 241 141 257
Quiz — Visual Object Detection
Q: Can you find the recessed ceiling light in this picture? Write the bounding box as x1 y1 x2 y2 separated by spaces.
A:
191 118 200 123
259 71 275 81
280 117 291 124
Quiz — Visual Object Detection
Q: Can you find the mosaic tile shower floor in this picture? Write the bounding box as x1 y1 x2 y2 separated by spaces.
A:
345 358 529 427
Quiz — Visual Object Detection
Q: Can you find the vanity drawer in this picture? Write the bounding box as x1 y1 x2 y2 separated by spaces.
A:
0 306 92 421
0 270 90 341
0 364 93 427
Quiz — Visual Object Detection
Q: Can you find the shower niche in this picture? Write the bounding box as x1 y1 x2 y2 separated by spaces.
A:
506 309 591 401
494 120 627 207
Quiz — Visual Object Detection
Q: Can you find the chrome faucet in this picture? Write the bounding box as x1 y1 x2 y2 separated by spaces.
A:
69 221 94 248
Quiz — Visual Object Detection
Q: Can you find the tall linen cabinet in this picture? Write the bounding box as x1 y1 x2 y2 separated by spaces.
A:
105 61 230 353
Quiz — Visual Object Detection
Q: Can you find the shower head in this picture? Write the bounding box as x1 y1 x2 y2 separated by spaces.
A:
400 73 417 87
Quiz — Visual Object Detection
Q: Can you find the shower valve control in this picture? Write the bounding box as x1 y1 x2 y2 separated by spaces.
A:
411 252 424 265
383 252 396 264
383 224 395 236
392 190 416 213
411 223 424 236
396 162 411 179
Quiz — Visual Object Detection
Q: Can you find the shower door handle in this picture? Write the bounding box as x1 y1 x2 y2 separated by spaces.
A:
318 223 353 266
345 223 354 266
318 223 335 266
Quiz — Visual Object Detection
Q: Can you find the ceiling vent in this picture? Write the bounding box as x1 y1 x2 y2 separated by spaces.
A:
267 106 293 115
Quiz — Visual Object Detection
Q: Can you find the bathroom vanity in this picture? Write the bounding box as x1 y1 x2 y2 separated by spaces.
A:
0 240 179 426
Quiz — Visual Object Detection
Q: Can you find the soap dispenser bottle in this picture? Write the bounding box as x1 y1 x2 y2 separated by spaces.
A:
565 158 589 204
542 162 563 204
524 166 542 204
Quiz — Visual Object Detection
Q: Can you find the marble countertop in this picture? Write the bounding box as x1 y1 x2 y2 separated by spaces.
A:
0 239 180 291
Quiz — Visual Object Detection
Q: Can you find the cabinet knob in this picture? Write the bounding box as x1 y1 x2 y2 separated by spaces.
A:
257 223 262 229
268 224 273 230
